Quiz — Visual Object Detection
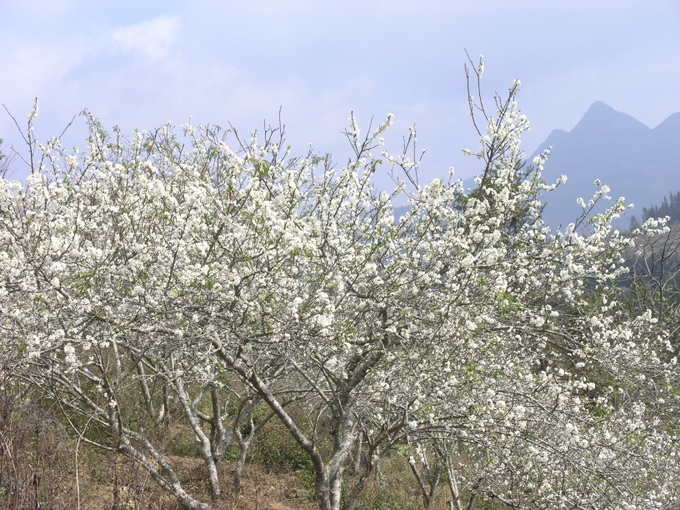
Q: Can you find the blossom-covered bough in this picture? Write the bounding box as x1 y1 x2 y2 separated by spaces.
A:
1 63 678 510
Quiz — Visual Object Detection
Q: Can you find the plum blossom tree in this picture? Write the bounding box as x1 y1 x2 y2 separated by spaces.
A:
1 64 679 510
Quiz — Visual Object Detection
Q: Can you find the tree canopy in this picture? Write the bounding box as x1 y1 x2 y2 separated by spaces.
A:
1 65 679 510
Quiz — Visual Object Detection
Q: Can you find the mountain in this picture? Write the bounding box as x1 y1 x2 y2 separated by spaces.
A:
529 102 680 229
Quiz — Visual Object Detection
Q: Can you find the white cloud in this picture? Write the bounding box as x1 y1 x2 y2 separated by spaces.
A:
110 16 181 62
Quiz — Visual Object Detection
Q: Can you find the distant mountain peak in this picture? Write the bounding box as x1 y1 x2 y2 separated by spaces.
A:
587 100 616 113
529 102 680 229
654 111 680 133
572 101 648 136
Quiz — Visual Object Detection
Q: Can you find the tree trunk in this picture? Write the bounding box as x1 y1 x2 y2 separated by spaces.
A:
136 361 156 422
174 377 222 499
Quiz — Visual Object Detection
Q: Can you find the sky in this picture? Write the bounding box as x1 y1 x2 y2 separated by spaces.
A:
2 0 680 186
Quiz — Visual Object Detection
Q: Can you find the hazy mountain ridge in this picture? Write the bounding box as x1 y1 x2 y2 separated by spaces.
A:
531 101 680 229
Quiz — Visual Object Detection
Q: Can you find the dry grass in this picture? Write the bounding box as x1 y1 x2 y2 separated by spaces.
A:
0 394 472 510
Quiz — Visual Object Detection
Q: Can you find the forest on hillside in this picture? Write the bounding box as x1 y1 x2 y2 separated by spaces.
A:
643 190 680 225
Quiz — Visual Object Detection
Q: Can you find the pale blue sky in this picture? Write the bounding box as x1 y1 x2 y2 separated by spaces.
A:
2 0 680 184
